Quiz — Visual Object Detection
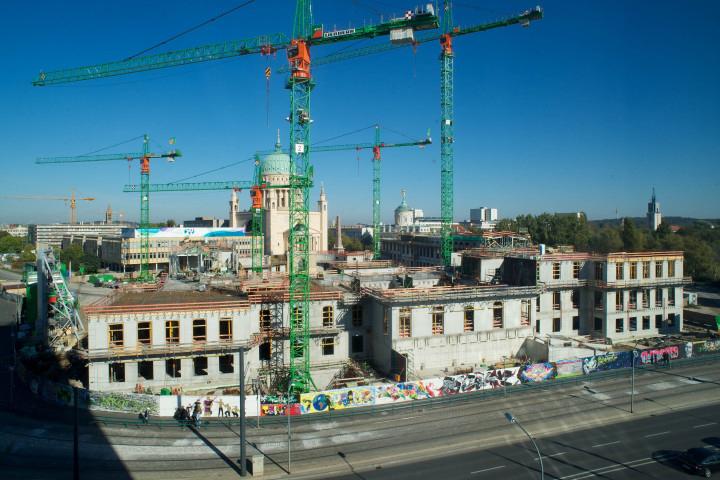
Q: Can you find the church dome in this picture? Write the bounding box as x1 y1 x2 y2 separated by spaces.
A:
395 190 412 213
261 137 290 176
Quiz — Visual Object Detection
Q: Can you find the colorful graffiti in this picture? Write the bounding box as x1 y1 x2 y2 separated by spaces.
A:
260 403 301 416
375 382 432 404
639 345 680 365
696 339 720 355
581 351 631 374
519 362 557 383
300 387 374 414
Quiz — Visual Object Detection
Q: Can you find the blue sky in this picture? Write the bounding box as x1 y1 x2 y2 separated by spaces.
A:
1 0 718 225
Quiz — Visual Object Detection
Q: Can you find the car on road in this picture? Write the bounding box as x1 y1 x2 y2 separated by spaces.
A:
678 447 720 477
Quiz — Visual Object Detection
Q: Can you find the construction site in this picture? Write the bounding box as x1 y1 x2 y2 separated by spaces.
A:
12 1 692 405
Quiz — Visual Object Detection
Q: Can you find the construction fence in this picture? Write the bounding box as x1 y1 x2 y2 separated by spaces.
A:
15 338 720 417
265 337 720 416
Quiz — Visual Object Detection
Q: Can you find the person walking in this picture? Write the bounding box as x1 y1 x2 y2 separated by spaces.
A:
192 401 202 428
217 400 224 417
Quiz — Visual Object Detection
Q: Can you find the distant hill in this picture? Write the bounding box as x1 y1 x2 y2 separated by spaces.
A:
590 217 719 229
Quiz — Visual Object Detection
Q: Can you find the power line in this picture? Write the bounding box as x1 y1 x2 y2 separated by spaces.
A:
124 0 256 60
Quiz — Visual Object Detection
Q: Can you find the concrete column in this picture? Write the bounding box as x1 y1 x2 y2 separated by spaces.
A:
153 360 165 382
207 355 220 377
336 216 344 252
181 358 194 379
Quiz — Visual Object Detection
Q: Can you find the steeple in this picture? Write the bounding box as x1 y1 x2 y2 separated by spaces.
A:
275 128 281 151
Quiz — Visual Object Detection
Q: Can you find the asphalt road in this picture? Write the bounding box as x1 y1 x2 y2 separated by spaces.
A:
0 268 22 282
329 403 720 480
1 358 719 479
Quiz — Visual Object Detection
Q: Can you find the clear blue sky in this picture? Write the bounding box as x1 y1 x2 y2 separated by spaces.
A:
1 0 719 225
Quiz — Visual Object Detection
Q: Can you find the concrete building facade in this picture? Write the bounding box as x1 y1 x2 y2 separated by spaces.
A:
83 249 687 393
29 223 127 249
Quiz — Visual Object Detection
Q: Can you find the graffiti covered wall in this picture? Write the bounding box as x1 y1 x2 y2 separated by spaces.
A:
300 386 375 414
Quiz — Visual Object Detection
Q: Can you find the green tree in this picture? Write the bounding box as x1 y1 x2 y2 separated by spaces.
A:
58 245 85 271
0 235 25 254
621 218 644 251
589 226 623 253
81 253 101 274
166 219 176 227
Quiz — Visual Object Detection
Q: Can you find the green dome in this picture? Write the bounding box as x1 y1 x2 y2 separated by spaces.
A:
262 139 290 176
395 189 412 212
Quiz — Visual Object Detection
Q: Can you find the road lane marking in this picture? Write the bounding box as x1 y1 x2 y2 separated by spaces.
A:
693 422 717 428
470 465 505 475
373 415 420 424
535 452 567 460
591 441 620 448
644 431 670 438
560 454 676 479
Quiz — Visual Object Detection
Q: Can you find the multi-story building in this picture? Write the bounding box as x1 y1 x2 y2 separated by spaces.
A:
29 223 128 249
0 224 29 239
82 248 687 393
382 232 532 267
104 227 251 273
462 250 688 342
183 217 226 228
85 287 348 392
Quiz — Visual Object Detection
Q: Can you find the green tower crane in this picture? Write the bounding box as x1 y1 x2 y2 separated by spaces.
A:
439 0 455 267
124 127 430 276
36 135 181 281
285 6 543 265
258 125 432 259
33 2 439 393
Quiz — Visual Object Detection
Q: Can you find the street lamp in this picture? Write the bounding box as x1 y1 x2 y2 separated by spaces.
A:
504 412 544 479
286 383 293 474
630 349 639 413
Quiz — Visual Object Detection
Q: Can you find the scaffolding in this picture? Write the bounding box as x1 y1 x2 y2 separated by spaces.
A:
38 249 84 349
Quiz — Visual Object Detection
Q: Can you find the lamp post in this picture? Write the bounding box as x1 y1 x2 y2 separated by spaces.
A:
630 349 638 413
239 348 246 476
286 383 293 474
505 412 543 479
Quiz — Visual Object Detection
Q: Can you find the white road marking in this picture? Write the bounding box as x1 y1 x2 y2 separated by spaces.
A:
693 422 717 429
591 441 620 448
535 452 567 460
560 454 676 479
644 431 670 438
373 415 420 424
470 465 505 475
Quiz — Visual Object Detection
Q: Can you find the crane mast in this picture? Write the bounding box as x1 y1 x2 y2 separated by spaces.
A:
440 0 455 267
287 0 315 392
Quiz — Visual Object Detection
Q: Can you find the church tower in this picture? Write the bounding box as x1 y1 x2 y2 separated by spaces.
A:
318 183 328 251
647 187 662 231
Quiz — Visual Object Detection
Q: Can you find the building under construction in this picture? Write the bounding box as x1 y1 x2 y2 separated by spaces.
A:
82 248 688 394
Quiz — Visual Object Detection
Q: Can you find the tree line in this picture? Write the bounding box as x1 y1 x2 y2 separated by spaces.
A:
495 214 720 283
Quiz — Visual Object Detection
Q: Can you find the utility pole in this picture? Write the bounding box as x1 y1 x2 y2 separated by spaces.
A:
630 349 638 413
73 387 79 480
287 384 293 474
239 348 247 476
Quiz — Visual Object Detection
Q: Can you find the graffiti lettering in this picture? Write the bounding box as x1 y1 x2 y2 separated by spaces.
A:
639 346 679 365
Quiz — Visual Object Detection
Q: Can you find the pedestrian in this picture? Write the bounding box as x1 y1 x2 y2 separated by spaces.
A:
192 401 202 427
217 399 224 417
232 406 239 417
663 351 671 367
143 409 150 424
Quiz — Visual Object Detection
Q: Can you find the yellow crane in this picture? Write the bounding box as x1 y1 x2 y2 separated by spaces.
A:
0 192 95 224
